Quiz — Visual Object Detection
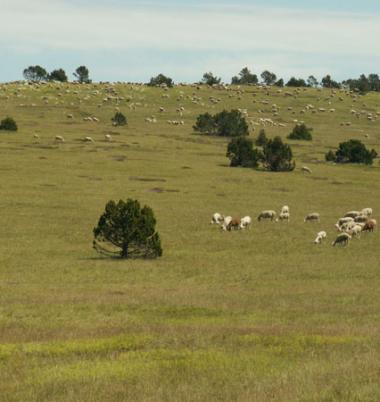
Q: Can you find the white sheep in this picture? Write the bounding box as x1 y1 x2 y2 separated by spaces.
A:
301 166 312 174
211 213 224 225
332 233 351 246
239 216 252 229
55 135 65 143
304 213 320 222
314 231 327 244
361 208 372 217
104 134 112 142
83 136 95 143
257 210 277 222
221 216 232 231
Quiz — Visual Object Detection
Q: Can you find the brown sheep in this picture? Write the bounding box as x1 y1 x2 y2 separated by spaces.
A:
227 218 241 231
362 219 377 232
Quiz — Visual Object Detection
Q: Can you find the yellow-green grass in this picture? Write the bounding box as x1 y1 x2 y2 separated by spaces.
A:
0 82 380 401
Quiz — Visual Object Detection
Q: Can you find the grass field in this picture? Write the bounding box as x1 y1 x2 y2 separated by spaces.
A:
0 82 380 401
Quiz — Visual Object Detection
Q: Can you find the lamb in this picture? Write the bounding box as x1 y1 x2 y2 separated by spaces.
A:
277 212 290 222
280 205 289 214
332 233 351 246
314 231 327 244
239 216 252 229
257 210 277 222
211 213 224 225
301 166 312 174
304 213 320 222
221 216 232 231
346 224 363 238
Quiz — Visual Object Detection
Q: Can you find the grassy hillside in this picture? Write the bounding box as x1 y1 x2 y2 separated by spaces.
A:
0 82 380 402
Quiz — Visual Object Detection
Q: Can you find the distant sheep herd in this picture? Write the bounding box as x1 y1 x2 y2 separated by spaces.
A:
211 207 376 247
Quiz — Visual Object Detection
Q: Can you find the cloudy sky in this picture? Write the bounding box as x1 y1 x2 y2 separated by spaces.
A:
1 0 380 83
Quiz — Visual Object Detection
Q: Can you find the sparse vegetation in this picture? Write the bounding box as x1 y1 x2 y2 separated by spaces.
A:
226 136 260 168
327 139 377 165
0 116 18 131
112 112 127 126
193 109 249 136
287 123 313 141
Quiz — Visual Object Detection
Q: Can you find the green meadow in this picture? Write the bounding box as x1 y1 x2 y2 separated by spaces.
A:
0 82 380 401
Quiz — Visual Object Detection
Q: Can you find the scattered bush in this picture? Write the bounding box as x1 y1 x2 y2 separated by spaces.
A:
112 112 127 126
93 199 162 259
0 117 18 131
255 129 268 146
262 136 295 171
325 150 336 162
287 124 313 141
193 109 249 137
226 137 261 168
147 74 173 88
231 67 258 85
327 140 377 165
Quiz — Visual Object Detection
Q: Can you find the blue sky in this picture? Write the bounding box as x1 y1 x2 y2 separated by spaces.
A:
1 0 380 83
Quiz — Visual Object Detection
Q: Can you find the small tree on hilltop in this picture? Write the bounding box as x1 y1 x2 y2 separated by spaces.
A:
255 129 268 146
261 70 277 86
202 72 221 86
262 136 295 171
231 67 258 85
49 68 68 82
226 137 261 168
23 65 48 81
112 112 127 126
147 74 174 88
93 199 162 259
286 77 307 87
287 123 313 141
74 66 91 83
330 139 377 165
0 117 18 131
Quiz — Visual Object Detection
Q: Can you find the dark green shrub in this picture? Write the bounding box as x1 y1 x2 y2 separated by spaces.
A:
334 139 377 165
287 124 313 141
147 74 173 88
0 117 18 131
325 150 336 162
112 112 127 126
262 136 295 171
93 199 162 259
255 129 268 146
193 110 248 137
49 69 68 82
226 137 261 168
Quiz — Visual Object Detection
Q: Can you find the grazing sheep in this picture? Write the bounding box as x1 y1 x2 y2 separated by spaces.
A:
66 113 74 119
257 210 277 222
239 216 252 229
55 135 65 143
227 218 241 231
332 233 351 246
344 211 361 218
339 221 356 233
277 212 290 222
314 231 327 244
354 215 368 223
346 224 363 238
336 217 354 227
221 216 233 231
301 166 312 174
281 205 289 214
361 208 373 217
211 213 224 225
304 213 320 222
104 134 112 142
83 136 95 143
362 219 377 232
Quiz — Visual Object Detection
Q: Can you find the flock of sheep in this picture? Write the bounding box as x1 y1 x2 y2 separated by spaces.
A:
211 207 376 246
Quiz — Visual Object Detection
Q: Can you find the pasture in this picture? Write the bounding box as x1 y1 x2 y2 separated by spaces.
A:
0 81 380 401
